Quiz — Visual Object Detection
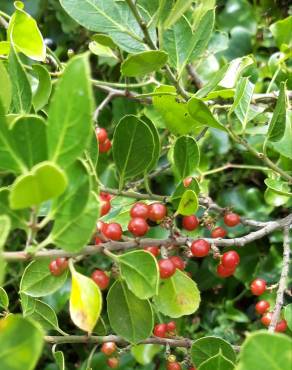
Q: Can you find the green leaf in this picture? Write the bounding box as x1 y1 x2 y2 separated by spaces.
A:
0 41 10 55
0 188 28 229
118 250 159 299
10 115 48 168
198 352 235 370
154 269 200 318
131 344 162 365
0 215 10 285
20 258 68 297
92 33 116 48
20 292 36 316
195 63 229 98
177 189 199 216
107 280 153 343
47 54 93 168
174 136 200 179
267 82 287 142
273 112 292 159
163 0 193 29
0 61 12 113
8 47 32 114
9 161 68 209
53 346 65 370
69 261 102 333
32 64 52 111
229 77 254 131
188 97 227 132
270 16 292 49
236 331 292 370
191 336 236 367
52 191 99 252
153 85 203 135
264 178 291 196
121 51 168 77
8 1 46 61
171 178 200 209
140 115 161 172
218 56 254 89
0 287 9 310
284 304 292 331
113 115 155 188
0 314 44 370
89 41 118 59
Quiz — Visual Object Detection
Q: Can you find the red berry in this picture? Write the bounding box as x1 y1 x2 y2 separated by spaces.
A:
130 202 149 219
275 319 287 332
191 239 210 257
101 342 116 356
167 362 181 370
144 246 160 257
95 127 108 143
221 251 240 269
100 192 112 201
49 260 61 276
158 259 176 279
170 256 185 270
182 215 199 231
55 257 68 272
97 221 107 233
128 217 149 237
103 222 122 240
148 203 167 222
95 237 102 246
91 270 110 290
183 177 193 187
224 212 240 227
250 278 266 296
153 323 167 338
166 321 176 332
107 357 119 368
261 312 272 326
217 263 236 278
100 199 111 216
211 226 227 238
255 300 270 315
99 138 111 153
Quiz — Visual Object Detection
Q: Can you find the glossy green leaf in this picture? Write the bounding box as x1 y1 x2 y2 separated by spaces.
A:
0 188 28 229
191 336 236 367
9 161 68 209
153 85 203 135
0 215 10 285
270 16 292 48
154 269 200 318
113 115 155 188
8 1 46 61
89 41 118 59
140 116 161 172
236 331 292 370
118 250 159 299
284 304 292 331
0 287 9 310
0 315 43 370
267 82 286 142
107 280 153 343
121 51 168 77
177 189 199 216
264 178 291 196
195 64 229 98
47 54 93 167
52 192 99 252
198 352 235 370
0 61 12 113
174 136 200 179
10 115 47 168
53 346 65 370
20 292 36 316
8 47 32 114
69 261 102 333
273 112 292 159
188 97 227 132
131 344 162 365
92 33 116 48
264 188 289 207
32 64 52 111
219 56 254 89
163 0 193 29
171 178 200 209
0 41 10 55
20 258 68 297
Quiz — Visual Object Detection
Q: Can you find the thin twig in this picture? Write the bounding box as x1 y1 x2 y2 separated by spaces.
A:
93 93 114 122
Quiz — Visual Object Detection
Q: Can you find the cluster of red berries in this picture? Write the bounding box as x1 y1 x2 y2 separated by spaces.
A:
158 255 185 279
49 258 68 276
91 269 110 290
251 278 287 332
166 356 196 370
100 191 112 218
153 321 176 338
96 127 111 153
101 342 119 368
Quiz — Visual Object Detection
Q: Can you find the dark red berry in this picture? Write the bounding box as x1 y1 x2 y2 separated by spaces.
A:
191 239 210 257
130 202 149 219
95 127 108 143
275 319 287 332
95 237 102 246
211 226 227 238
183 177 193 187
189 367 196 370
166 321 176 332
250 278 266 296
100 199 111 216
255 300 270 315
101 342 116 356
55 257 68 272
182 215 199 231
217 263 236 278
261 312 272 326
103 223 122 240
148 203 167 222
167 362 181 370
107 357 119 368
221 251 240 269
128 217 149 236
224 212 240 227
144 246 160 257
49 260 61 276
91 270 110 290
99 138 111 153
158 259 176 279
170 256 185 270
100 192 112 201
153 323 167 338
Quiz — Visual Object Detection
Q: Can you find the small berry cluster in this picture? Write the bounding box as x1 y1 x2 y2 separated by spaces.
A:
153 321 176 338
158 255 185 279
96 127 111 153
49 258 68 276
250 278 287 332
101 342 119 368
91 269 110 290
97 220 123 241
100 191 112 217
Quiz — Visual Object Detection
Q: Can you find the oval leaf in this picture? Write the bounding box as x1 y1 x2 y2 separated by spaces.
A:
32 64 52 111
198 352 235 370
284 304 292 331
174 136 200 179
0 287 9 310
177 189 199 216
0 61 12 113
264 178 291 196
0 215 11 285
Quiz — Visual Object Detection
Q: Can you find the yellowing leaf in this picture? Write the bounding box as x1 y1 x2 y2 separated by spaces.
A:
69 261 102 333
